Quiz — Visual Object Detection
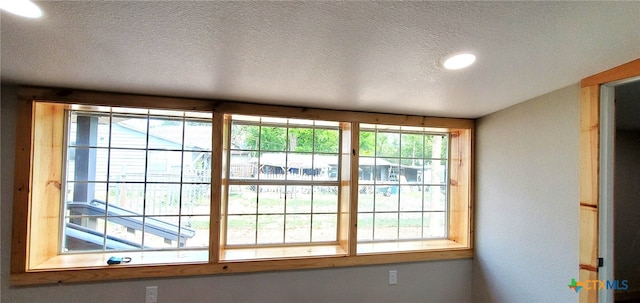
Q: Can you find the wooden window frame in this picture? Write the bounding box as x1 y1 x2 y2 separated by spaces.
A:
220 115 346 260
59 108 214 255
10 86 473 285
355 124 451 253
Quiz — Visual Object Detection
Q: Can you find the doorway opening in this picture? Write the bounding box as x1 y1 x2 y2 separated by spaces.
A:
600 78 640 303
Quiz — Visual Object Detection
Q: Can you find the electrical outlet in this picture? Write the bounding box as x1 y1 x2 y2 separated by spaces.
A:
146 286 158 303
388 270 398 285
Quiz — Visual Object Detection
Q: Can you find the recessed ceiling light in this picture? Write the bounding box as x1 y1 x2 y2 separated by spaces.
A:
0 0 43 19
443 53 476 70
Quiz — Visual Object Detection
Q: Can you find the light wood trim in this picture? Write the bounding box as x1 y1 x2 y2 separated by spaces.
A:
357 239 467 254
347 122 359 255
579 59 640 303
213 102 473 129
10 97 35 274
11 87 475 285
221 244 347 261
28 103 66 269
581 59 640 87
19 86 214 112
12 247 472 285
449 128 473 247
209 113 225 263
19 86 473 130
337 122 353 253
580 85 599 303
30 250 208 270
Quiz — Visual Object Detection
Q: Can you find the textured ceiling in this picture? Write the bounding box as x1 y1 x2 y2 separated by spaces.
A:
1 1 639 118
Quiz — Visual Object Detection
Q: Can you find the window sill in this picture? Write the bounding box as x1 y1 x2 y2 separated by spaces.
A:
220 244 348 262
357 239 468 255
29 250 209 270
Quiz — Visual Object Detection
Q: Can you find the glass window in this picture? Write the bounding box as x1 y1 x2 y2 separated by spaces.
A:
358 124 449 242
63 109 212 252
225 115 341 246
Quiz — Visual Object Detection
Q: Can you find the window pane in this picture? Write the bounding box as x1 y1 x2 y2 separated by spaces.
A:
401 133 424 158
107 183 145 214
226 215 257 245
374 213 398 241
181 184 211 215
288 127 313 152
147 150 183 182
312 186 338 213
257 215 284 244
182 215 209 248
148 109 185 117
423 212 446 238
285 215 311 243
374 159 400 184
286 153 313 179
357 213 374 241
288 118 314 126
285 186 311 213
145 183 181 216
141 216 182 249
425 134 448 159
231 123 259 151
184 120 212 151
67 113 110 148
260 126 287 151
399 212 423 240
105 217 144 250
311 214 337 242
63 109 213 254
112 107 148 115
64 216 108 252
109 149 146 182
358 158 375 183
228 185 257 215
258 153 286 179
314 154 338 181
229 151 255 180
359 131 375 156
400 163 423 184
148 118 183 150
358 124 450 243
375 190 399 212
424 186 447 211
424 160 447 184
110 115 148 149
66 147 109 182
314 129 339 153
183 151 211 183
65 182 108 204
399 186 422 211
375 132 400 157
257 186 285 214
261 117 288 124
358 191 374 212
226 115 342 248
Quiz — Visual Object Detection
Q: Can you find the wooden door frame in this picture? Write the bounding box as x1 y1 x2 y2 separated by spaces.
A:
579 58 640 303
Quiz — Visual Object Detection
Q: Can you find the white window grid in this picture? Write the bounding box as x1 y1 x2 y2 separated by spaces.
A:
61 108 213 253
357 124 450 243
225 115 342 247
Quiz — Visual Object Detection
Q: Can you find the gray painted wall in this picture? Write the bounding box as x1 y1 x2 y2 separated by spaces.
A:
0 84 472 303
614 130 640 290
473 84 580 302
